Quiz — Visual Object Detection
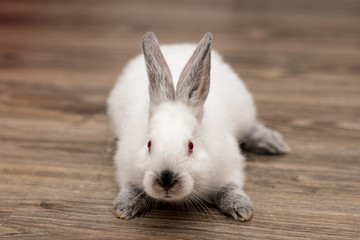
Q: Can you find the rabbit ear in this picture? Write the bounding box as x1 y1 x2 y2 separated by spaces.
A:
142 32 175 113
176 32 212 118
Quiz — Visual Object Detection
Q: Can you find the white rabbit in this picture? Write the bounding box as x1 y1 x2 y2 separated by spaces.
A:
107 32 288 221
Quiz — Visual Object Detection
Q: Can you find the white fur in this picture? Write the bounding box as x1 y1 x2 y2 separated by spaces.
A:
107 44 256 201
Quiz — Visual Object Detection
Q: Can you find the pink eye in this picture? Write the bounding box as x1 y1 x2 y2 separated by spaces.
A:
188 141 194 154
147 140 151 152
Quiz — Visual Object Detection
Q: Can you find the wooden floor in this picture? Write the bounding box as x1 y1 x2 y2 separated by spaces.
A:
1 0 359 239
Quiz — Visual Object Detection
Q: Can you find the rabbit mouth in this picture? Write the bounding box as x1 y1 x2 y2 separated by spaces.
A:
163 191 174 199
154 180 184 200
143 170 194 200
160 182 181 199
156 188 189 201
145 188 183 201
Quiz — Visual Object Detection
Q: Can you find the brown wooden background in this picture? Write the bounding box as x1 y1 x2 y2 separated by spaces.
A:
0 0 359 239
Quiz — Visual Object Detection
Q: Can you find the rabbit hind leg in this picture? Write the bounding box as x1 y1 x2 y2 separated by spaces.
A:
240 123 290 155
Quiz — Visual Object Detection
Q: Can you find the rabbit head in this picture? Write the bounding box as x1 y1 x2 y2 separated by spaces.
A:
141 32 212 201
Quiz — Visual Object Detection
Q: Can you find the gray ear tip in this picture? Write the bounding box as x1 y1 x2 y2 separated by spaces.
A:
144 32 156 39
142 32 157 49
205 32 213 40
201 32 212 48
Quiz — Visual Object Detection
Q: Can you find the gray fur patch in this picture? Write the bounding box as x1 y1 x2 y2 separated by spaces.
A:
241 123 290 155
110 137 118 155
114 184 153 219
214 183 253 221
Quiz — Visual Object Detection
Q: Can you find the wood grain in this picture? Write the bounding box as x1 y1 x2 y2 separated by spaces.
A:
0 0 359 239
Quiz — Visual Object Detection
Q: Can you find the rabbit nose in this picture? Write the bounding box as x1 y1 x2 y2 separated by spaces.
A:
157 170 177 190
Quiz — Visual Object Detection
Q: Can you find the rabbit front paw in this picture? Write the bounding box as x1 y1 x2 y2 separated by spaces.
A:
214 184 253 221
113 184 152 219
